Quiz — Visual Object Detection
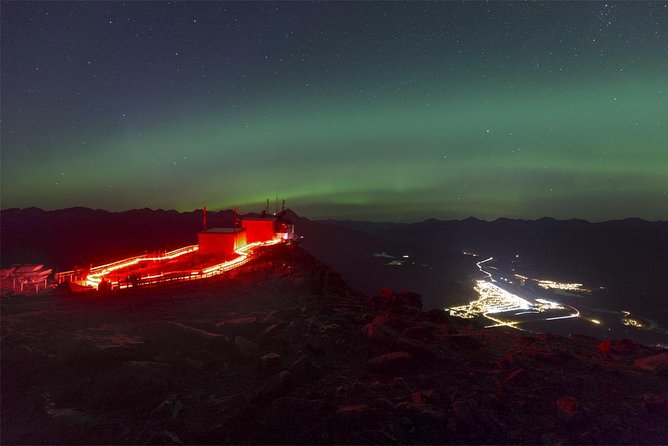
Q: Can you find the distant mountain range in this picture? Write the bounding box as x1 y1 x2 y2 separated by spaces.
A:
2 207 666 315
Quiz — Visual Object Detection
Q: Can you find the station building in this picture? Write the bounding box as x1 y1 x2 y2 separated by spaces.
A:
241 217 277 243
197 228 247 256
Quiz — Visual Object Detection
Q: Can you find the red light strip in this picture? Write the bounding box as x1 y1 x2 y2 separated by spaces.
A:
85 239 281 289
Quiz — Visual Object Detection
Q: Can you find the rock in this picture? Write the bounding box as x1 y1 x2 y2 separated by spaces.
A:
497 353 522 371
368 289 423 311
358 313 375 324
537 332 555 341
355 429 400 444
519 335 538 344
393 377 408 388
350 381 373 397
329 311 356 327
317 323 342 335
260 397 324 443
597 338 612 355
642 394 668 412
268 308 301 321
335 404 383 429
425 308 450 324
411 390 437 405
59 331 144 365
304 334 332 354
289 355 321 379
259 352 282 372
216 317 260 338
261 324 281 336
447 334 484 350
118 361 171 391
612 338 645 355
395 402 448 423
250 370 296 403
452 397 475 429
363 323 434 358
505 368 525 382
634 352 668 374
372 397 395 410
369 381 390 393
47 407 93 425
207 392 247 412
368 351 416 374
371 313 390 324
288 318 306 330
556 395 578 417
335 385 348 397
189 348 224 366
145 321 226 351
234 336 260 360
403 326 433 343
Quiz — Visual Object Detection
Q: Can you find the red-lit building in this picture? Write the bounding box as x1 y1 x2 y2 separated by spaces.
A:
241 217 276 243
198 228 247 256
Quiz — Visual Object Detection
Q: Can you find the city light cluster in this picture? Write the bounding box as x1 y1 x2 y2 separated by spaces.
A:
534 298 566 311
448 280 579 331
622 317 645 328
535 279 589 292
448 280 533 319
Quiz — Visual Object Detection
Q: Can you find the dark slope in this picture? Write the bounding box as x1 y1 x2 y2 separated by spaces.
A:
2 244 667 444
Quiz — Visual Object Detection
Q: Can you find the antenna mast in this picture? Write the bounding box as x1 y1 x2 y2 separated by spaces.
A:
233 207 240 230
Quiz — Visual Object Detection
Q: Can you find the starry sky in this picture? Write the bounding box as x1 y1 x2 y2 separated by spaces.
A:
2 2 667 221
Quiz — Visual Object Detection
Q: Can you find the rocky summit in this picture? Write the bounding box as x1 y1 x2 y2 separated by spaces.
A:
2 244 667 444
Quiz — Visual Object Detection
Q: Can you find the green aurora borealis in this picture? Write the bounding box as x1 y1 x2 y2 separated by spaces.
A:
2 2 667 221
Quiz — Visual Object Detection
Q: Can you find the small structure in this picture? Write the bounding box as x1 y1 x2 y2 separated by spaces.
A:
198 228 247 256
1 264 53 296
241 217 276 243
275 214 295 241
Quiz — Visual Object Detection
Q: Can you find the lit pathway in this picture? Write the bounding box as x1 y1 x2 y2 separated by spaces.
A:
86 238 282 289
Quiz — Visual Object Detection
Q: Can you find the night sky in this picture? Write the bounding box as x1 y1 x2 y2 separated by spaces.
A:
2 2 667 221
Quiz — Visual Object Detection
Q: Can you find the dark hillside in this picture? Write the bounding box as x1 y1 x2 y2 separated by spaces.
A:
2 244 667 444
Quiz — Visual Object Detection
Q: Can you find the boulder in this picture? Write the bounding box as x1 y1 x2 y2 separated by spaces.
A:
335 404 383 429
403 326 433 343
363 323 434 358
268 308 302 321
289 355 321 379
447 334 484 350
59 331 143 365
216 317 260 337
144 320 227 351
261 397 324 443
234 336 260 360
259 352 282 372
250 370 296 403
368 351 416 374
556 395 578 417
117 361 171 391
634 352 668 374
395 402 448 423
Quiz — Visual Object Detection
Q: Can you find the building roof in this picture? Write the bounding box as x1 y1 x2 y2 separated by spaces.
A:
200 227 246 234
